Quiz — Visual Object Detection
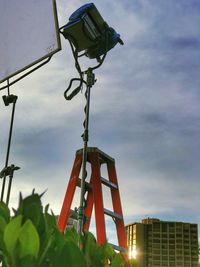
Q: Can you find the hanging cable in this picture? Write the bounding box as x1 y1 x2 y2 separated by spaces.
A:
60 30 107 101
62 36 86 100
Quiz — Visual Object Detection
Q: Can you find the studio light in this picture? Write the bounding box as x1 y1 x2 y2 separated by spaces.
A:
59 3 124 238
60 3 123 60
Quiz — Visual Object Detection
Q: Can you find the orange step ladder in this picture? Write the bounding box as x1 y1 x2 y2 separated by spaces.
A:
58 147 128 252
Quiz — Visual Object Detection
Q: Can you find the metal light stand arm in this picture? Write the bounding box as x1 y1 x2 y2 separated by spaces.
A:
0 56 52 91
0 94 19 204
77 68 96 235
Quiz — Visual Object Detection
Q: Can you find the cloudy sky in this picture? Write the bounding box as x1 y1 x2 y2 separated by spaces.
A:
1 0 200 244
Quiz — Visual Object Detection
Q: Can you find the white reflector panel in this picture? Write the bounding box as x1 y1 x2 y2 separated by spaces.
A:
0 0 61 83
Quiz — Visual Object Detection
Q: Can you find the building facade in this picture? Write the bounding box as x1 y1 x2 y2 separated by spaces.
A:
126 218 199 267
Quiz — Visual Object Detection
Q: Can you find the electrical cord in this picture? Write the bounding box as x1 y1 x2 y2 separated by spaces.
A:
63 38 86 100
61 31 107 101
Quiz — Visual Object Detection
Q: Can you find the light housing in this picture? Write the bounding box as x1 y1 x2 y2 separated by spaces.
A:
61 3 123 59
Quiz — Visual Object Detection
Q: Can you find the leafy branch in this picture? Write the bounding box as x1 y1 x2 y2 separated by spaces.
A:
0 191 136 267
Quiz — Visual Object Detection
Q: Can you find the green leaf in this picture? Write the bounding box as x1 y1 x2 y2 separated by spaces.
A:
82 232 115 267
82 232 97 265
44 213 57 232
38 233 55 266
4 215 22 257
92 245 109 267
130 258 137 267
44 204 49 214
110 253 125 267
64 227 79 245
0 202 10 223
61 241 87 267
16 193 47 247
18 220 40 259
0 217 7 252
19 194 43 227
0 216 7 233
101 243 115 261
48 229 66 266
19 255 35 267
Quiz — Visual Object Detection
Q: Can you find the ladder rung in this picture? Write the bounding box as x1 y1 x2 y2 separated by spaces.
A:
104 208 123 220
77 178 92 191
101 177 118 189
109 243 127 252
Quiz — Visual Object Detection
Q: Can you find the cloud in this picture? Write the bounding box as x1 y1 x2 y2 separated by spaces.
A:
1 0 200 245
171 37 200 50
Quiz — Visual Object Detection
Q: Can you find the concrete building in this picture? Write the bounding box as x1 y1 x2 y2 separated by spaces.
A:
126 218 199 267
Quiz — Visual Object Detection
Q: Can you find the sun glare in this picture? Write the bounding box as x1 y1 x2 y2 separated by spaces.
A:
129 248 137 259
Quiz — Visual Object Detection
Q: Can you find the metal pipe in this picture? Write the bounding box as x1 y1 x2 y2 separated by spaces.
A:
77 68 94 235
1 97 17 202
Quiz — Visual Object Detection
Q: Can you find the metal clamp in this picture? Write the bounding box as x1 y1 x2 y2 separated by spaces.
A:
0 164 20 179
2 95 18 106
85 68 96 87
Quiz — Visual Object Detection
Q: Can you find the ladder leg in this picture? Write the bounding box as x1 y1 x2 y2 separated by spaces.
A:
58 154 82 231
107 162 127 249
90 152 107 244
83 176 93 232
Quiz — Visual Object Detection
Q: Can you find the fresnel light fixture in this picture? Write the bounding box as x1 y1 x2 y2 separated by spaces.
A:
60 3 123 234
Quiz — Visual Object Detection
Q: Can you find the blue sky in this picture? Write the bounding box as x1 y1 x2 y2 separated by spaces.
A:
1 0 200 244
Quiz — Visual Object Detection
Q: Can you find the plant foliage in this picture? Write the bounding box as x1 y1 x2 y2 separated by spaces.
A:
0 192 137 267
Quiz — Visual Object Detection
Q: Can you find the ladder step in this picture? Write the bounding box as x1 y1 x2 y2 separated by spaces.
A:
76 147 115 164
104 208 123 220
77 178 92 191
109 243 127 252
101 177 118 189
